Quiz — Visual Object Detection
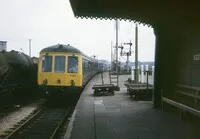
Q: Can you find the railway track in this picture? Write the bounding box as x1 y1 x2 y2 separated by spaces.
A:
3 106 74 139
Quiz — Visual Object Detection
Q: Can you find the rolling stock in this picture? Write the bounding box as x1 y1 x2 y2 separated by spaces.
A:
0 50 38 105
37 44 106 97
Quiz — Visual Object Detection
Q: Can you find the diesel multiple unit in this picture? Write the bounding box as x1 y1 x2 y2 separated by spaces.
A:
37 44 104 97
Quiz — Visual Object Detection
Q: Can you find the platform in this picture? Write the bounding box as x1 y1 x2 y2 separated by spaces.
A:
64 73 200 139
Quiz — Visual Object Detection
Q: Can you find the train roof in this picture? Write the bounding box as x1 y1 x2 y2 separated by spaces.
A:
40 44 99 62
40 44 81 53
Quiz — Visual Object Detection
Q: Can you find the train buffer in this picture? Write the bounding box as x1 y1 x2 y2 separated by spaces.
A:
92 72 117 96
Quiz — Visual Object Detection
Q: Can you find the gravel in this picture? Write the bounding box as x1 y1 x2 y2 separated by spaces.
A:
0 99 44 132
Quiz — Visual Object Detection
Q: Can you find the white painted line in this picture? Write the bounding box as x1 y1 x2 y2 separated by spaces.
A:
63 109 77 139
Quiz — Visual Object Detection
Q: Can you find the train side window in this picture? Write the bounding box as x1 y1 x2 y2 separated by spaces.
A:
85 61 88 71
88 62 91 71
55 56 65 73
83 59 87 72
68 56 78 73
42 56 52 72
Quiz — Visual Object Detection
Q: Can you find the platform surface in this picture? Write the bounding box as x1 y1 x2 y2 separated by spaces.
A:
64 73 200 139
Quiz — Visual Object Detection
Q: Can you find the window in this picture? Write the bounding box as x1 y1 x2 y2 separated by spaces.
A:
55 56 65 73
42 56 52 72
68 56 78 73
84 60 88 71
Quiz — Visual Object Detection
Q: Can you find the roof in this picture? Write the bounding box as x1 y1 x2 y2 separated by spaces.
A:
40 44 81 53
69 0 200 27
40 44 98 62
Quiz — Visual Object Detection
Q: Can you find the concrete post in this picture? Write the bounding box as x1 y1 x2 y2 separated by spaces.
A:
152 66 155 86
131 66 135 81
141 65 144 83
138 65 141 83
143 65 146 83
145 65 149 83
152 65 155 102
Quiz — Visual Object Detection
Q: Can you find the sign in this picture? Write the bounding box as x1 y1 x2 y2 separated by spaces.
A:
193 54 200 60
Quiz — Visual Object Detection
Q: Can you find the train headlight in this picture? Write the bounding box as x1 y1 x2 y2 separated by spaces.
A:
57 79 61 84
70 80 75 86
43 79 48 85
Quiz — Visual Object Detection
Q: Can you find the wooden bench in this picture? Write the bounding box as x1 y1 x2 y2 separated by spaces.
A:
162 84 200 118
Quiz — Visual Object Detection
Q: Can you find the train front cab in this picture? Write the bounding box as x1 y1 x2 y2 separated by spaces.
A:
37 52 83 97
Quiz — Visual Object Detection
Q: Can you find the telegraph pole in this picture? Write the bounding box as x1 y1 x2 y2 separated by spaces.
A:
116 20 119 72
135 24 139 83
115 19 119 87
28 39 32 57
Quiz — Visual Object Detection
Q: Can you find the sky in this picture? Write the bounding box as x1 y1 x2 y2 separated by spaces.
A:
0 0 155 62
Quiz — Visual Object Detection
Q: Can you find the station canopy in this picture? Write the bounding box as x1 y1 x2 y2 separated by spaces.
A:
69 0 200 27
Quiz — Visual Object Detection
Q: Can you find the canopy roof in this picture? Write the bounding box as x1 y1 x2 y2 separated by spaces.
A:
69 0 199 27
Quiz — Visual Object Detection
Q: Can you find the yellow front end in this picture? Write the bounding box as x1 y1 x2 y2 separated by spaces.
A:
37 52 83 87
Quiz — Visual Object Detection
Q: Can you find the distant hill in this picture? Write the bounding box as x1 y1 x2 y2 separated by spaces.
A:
98 59 110 64
122 61 154 67
98 59 154 68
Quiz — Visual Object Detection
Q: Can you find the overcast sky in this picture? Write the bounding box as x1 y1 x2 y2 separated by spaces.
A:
0 0 155 62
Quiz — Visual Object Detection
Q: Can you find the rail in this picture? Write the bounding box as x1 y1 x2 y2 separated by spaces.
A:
50 107 73 139
4 109 43 139
4 107 73 139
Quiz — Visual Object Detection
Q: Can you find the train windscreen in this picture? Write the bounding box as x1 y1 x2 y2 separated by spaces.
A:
55 56 65 73
68 56 78 73
42 56 52 72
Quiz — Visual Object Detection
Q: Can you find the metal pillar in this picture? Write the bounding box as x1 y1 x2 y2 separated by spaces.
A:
135 24 139 83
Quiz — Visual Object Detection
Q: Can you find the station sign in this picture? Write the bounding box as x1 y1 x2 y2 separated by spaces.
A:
193 54 200 60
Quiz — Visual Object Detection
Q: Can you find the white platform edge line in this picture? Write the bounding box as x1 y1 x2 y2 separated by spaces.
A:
63 109 77 139
63 73 102 139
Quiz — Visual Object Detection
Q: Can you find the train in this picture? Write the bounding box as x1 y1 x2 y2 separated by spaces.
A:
0 50 38 105
37 44 109 98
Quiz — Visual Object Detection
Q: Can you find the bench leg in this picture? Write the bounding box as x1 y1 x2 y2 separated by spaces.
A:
94 90 99 96
130 91 133 98
111 90 115 95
